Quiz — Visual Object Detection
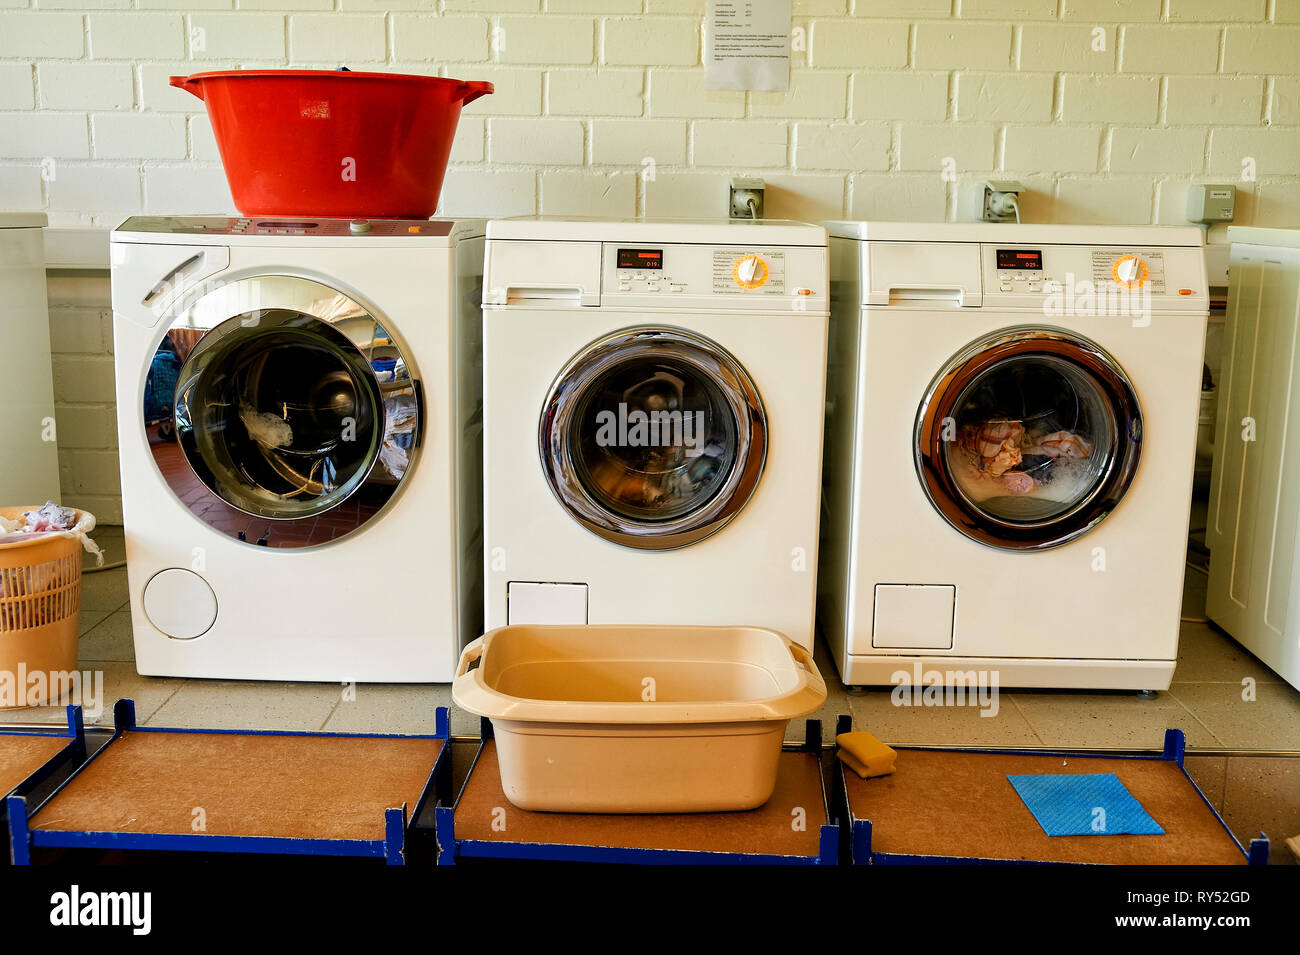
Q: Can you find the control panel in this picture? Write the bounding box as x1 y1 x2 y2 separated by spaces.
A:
981 244 1200 301
602 243 823 305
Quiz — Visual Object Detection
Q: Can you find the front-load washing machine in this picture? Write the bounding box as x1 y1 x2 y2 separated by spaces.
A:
482 218 828 648
819 222 1208 690
111 217 484 682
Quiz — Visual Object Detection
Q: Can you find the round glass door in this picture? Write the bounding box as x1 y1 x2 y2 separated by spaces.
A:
915 327 1141 550
145 276 421 548
540 326 766 550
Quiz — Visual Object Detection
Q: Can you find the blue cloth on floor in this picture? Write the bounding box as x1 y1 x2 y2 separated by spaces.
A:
1007 773 1165 837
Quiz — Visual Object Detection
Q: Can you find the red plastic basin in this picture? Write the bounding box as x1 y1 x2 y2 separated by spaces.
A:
171 69 492 219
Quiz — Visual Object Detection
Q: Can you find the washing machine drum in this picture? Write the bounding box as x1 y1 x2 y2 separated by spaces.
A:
177 309 382 518
916 326 1142 551
149 276 420 548
540 326 767 550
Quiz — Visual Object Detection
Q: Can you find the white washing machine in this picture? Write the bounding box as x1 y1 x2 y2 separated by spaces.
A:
820 222 1208 690
0 213 60 504
1207 227 1300 691
482 218 828 648
111 216 484 682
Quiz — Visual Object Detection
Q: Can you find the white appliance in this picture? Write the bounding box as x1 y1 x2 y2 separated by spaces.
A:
0 213 61 504
482 218 828 648
1206 227 1300 691
111 217 484 682
820 222 1209 690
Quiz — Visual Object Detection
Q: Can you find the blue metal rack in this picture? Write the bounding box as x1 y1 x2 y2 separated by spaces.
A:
832 715 1270 866
2 705 88 864
436 717 841 865
6 699 451 866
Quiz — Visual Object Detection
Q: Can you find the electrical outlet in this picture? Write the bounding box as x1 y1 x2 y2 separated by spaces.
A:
730 178 765 220
967 180 1024 222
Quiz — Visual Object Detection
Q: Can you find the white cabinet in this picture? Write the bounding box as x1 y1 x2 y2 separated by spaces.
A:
1207 227 1300 691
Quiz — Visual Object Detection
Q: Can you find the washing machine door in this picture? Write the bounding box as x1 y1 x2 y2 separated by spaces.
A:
146 275 421 548
540 326 767 550
915 326 1141 551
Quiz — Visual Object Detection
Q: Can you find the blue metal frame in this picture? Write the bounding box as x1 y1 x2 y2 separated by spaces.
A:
832 715 1270 866
436 717 841 865
7 698 450 866
2 705 87 863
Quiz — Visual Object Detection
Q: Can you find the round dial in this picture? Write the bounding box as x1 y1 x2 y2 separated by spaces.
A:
733 254 770 290
1112 254 1149 289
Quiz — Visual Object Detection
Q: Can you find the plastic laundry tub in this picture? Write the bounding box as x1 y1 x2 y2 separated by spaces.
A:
170 70 493 219
452 625 827 813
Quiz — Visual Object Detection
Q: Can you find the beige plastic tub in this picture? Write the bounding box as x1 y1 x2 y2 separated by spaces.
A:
452 625 826 813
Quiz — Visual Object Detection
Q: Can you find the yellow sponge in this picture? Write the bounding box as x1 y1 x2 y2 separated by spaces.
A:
836 730 897 779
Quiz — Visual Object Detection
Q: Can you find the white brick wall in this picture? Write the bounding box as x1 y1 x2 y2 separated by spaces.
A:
30 2 1257 229
3 2 1299 517
45 274 121 524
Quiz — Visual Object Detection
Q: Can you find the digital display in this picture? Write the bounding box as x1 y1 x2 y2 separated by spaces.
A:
617 248 663 270
997 249 1043 270
257 221 319 229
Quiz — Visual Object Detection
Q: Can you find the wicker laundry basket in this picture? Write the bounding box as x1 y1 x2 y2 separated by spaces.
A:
0 506 93 708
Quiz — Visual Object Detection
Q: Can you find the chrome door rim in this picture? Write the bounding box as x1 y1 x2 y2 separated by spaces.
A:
148 274 422 546
539 325 767 550
914 326 1142 551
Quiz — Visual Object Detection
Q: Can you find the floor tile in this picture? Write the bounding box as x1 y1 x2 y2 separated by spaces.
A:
144 679 343 731
321 683 451 736
0 703 79 726
1167 682 1300 750
79 567 129 613
1011 690 1221 749
78 610 136 664
85 663 187 725
1220 756 1300 865
78 609 110 636
1173 622 1282 685
1183 754 1227 811
845 687 1043 747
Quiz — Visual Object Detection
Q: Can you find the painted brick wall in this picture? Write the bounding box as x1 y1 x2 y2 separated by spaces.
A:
45 273 121 524
0 0 1297 228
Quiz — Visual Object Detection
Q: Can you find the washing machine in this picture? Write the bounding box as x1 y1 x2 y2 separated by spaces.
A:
0 213 60 504
819 222 1208 690
111 216 484 682
482 218 828 648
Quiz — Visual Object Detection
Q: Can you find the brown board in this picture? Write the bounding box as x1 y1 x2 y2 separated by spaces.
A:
453 740 826 857
0 734 70 797
30 730 443 843
844 749 1246 865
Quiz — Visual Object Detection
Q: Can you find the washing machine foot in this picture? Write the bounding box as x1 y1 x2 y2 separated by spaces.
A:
1136 689 1158 699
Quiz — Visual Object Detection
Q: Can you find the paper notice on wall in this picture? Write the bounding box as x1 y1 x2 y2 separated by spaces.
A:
704 0 792 92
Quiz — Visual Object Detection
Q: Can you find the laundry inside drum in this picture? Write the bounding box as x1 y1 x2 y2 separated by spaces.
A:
569 356 739 523
942 354 1117 524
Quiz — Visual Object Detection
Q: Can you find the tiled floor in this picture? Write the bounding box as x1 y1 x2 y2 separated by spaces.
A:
3 524 1296 861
